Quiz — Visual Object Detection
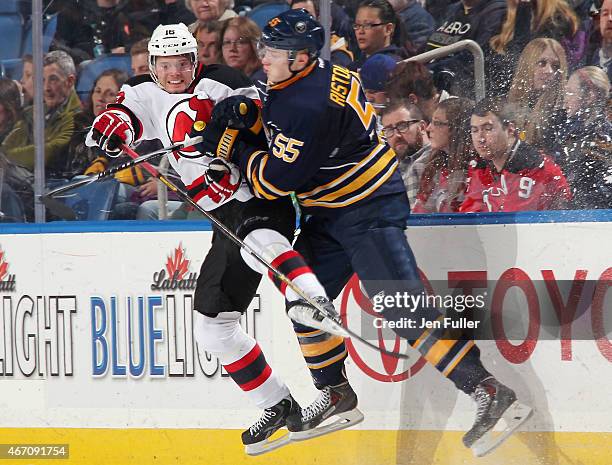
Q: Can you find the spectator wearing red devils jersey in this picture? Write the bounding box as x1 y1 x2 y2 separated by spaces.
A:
461 97 570 213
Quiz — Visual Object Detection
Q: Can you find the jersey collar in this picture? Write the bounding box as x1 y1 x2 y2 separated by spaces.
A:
268 60 318 91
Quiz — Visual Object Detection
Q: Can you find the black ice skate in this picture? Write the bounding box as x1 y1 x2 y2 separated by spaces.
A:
286 381 364 441
463 377 533 457
242 395 300 456
287 297 349 337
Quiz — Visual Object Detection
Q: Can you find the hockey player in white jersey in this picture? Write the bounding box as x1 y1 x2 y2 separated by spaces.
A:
85 23 362 454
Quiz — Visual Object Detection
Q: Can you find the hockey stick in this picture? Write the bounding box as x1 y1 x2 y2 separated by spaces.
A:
120 143 410 360
39 137 203 220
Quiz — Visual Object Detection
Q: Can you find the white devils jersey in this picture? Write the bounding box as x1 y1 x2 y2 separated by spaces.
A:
109 64 258 209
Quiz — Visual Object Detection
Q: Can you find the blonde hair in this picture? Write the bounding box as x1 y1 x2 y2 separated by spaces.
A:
490 0 578 54
508 38 567 146
570 66 611 117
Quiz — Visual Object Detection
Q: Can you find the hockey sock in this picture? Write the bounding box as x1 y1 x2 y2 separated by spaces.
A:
242 228 326 302
409 321 491 395
293 320 348 388
194 312 290 409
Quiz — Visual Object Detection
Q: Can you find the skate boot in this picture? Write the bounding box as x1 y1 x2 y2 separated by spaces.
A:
286 381 364 441
242 395 300 456
287 297 349 337
463 377 533 457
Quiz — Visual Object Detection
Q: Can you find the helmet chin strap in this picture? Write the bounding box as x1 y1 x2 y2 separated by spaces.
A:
270 50 317 87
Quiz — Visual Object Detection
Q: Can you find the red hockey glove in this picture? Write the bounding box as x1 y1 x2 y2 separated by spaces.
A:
200 158 241 205
86 109 135 156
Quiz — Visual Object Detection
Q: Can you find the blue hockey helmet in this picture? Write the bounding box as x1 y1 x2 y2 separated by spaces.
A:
261 9 325 57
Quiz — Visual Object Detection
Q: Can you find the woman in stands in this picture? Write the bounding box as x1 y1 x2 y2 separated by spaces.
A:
351 0 406 69
412 97 475 213
488 0 580 96
385 61 449 122
0 78 28 222
557 66 612 209
507 38 568 151
219 17 263 84
0 79 22 145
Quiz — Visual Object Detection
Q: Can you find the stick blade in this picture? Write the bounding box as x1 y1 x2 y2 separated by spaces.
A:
39 195 77 221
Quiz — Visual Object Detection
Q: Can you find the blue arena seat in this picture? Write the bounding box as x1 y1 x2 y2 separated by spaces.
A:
76 54 132 103
22 13 58 57
0 14 23 61
247 2 289 30
0 0 20 14
0 58 23 79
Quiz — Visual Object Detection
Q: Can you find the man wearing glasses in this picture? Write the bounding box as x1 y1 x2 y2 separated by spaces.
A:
381 99 431 205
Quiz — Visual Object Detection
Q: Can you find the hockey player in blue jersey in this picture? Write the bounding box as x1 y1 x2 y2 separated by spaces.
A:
193 9 533 456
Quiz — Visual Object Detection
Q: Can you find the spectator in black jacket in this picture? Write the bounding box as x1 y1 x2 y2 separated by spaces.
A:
52 0 149 63
425 0 506 98
388 0 435 54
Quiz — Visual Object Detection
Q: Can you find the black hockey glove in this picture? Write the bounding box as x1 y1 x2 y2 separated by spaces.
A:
189 120 240 161
211 95 261 132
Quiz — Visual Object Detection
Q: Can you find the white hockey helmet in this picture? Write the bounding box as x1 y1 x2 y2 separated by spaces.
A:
148 23 198 89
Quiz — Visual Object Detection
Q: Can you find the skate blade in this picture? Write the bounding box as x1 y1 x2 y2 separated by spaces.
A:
289 408 364 442
245 430 291 456
471 401 533 457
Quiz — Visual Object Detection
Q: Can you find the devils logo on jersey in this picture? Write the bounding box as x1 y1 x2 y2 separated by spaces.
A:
166 95 214 159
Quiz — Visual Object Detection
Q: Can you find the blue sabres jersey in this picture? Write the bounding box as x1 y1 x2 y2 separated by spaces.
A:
235 59 405 214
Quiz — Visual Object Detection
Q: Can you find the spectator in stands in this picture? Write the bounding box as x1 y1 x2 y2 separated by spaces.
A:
507 38 568 151
68 69 130 179
385 61 449 121
157 0 197 26
461 97 570 212
220 17 262 80
412 97 475 213
1 51 81 180
381 99 431 205
130 38 151 76
557 66 612 208
387 0 435 54
591 0 612 81
290 0 355 67
359 54 397 110
0 80 22 145
20 55 34 107
488 0 580 96
186 0 237 23
52 0 147 63
425 0 506 98
351 0 407 69
0 79 28 222
193 21 222 66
